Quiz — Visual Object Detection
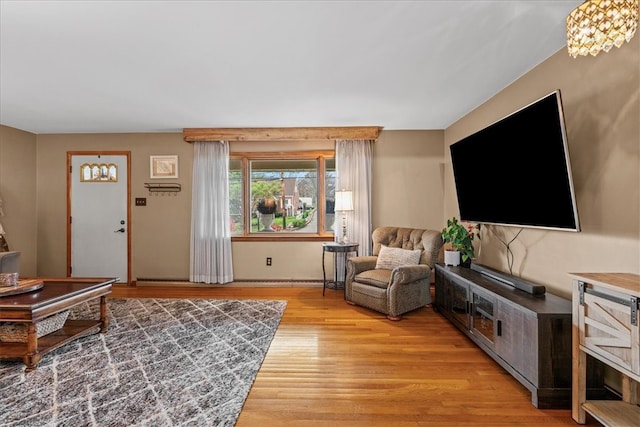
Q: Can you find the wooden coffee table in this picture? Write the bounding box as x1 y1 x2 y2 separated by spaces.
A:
0 278 115 372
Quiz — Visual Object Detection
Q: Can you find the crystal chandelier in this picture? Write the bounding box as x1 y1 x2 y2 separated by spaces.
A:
566 0 639 57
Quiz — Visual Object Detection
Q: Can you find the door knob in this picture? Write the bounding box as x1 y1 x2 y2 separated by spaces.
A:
114 228 125 233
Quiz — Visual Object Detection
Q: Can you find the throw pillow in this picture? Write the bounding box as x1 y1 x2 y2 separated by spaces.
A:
375 245 421 270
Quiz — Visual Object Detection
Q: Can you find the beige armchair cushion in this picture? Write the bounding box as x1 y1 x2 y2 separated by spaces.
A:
355 269 391 289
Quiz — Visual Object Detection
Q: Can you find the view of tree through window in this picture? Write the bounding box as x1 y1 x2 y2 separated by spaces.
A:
229 154 335 237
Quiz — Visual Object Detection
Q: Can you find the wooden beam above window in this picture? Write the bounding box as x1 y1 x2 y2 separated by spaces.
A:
182 126 383 142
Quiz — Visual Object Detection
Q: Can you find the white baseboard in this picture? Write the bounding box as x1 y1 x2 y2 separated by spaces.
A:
135 280 323 288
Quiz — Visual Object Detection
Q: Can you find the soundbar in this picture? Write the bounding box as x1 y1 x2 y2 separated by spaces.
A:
470 263 546 295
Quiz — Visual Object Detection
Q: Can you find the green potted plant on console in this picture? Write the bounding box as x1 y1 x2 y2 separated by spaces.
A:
441 217 480 267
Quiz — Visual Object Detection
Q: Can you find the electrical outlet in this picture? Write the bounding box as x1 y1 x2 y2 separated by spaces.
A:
135 198 147 206
266 257 272 266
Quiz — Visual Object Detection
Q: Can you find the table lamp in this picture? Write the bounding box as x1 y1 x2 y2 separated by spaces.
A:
334 190 353 243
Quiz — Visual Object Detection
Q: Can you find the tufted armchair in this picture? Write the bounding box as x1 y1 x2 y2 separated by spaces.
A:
345 227 443 320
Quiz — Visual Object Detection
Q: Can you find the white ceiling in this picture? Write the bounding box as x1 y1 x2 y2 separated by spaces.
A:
0 0 581 134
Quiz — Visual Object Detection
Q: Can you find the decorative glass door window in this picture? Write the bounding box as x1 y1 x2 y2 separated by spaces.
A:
80 163 118 182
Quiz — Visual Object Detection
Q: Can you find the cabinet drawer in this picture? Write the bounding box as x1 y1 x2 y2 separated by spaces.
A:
578 284 640 377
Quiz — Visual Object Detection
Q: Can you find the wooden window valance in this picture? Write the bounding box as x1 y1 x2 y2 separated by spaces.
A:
182 126 382 142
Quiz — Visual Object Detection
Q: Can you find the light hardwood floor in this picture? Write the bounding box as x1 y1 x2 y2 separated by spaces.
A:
111 285 601 427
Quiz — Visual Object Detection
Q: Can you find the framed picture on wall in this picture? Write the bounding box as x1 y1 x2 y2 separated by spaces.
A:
150 155 179 179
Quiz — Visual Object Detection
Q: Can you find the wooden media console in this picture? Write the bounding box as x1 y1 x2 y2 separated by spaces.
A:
435 263 604 409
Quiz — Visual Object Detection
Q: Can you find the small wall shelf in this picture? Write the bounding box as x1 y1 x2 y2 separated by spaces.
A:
144 183 181 195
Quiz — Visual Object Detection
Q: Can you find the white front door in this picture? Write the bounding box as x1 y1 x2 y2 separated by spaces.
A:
69 153 130 283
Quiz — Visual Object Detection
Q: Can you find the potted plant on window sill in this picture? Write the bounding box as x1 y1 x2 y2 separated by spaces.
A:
441 217 480 267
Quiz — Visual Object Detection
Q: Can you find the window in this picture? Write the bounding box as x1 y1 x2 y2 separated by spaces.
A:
229 152 336 240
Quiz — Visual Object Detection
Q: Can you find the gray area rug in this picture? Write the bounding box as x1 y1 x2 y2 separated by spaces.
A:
0 298 287 426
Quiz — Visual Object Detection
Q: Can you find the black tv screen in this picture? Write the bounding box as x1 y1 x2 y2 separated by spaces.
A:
450 90 580 231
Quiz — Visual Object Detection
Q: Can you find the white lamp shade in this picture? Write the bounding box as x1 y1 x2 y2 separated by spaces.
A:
334 190 353 211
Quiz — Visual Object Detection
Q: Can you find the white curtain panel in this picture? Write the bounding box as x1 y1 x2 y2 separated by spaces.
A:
336 140 373 282
190 141 234 284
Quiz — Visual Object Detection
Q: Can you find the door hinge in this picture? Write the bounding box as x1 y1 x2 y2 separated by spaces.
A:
69 216 72 224
69 165 72 174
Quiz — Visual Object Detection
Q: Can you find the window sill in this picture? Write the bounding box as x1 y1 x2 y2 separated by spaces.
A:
232 234 335 242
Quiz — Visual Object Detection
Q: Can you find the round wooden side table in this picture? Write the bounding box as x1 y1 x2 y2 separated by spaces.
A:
322 242 359 297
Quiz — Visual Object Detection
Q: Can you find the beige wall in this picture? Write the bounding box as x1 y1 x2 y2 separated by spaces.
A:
0 126 38 276
444 36 640 298
1 129 441 282
34 133 194 281
374 130 444 230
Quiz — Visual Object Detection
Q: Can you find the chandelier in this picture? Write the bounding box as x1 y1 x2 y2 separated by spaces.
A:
566 0 639 57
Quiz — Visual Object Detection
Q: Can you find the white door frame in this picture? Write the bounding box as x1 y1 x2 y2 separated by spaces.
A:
66 151 131 284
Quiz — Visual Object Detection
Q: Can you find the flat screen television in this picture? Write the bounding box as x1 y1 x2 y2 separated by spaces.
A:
450 90 580 231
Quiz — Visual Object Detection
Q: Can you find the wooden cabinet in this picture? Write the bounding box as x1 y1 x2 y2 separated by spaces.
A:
435 263 601 409
571 273 640 426
494 299 537 383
